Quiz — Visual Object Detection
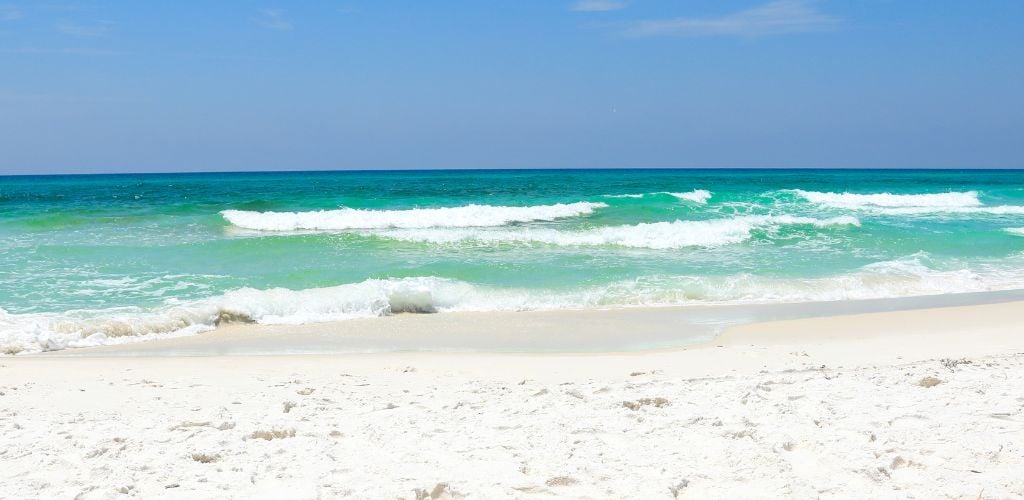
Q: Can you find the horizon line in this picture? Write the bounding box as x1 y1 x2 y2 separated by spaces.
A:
3 165 1024 178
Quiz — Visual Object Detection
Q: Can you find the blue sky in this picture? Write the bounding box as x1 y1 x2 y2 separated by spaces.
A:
0 1 1022 173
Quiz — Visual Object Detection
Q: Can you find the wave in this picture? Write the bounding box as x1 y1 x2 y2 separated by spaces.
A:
603 190 712 204
1005 228 1024 236
221 201 607 231
875 205 1024 216
368 215 860 249
791 190 981 209
5 255 1022 354
0 277 475 354
663 190 712 203
790 189 1024 216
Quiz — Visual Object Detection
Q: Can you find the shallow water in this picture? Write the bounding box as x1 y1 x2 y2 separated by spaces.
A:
3 168 1024 352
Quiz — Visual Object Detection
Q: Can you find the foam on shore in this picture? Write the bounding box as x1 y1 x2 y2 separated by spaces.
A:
6 253 1024 355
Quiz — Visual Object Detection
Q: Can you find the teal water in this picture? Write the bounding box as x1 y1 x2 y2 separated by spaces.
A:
3 169 1024 353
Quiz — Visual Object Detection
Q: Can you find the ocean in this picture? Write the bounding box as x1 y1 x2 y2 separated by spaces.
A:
3 168 1024 353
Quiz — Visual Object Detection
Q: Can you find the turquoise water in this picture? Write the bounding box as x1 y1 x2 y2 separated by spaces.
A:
3 169 1024 353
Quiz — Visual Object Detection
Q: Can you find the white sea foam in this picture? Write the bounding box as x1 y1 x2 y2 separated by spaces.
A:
0 278 479 354
5 254 1024 355
369 215 860 249
664 190 712 204
1005 227 1024 236
789 189 1024 216
877 205 1024 216
791 190 982 209
603 190 712 203
221 201 607 231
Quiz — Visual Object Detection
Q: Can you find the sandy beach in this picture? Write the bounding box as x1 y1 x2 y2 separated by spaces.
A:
5 1 1022 497
3 300 1023 499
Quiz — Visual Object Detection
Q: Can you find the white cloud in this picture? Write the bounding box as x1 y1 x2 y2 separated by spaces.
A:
254 8 293 31
626 0 839 37
571 0 626 12
56 20 113 37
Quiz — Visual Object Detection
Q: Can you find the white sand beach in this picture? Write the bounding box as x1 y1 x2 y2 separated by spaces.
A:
6 1 1022 498
3 301 1024 499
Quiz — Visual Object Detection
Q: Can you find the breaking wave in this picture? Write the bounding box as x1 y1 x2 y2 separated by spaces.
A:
0 277 477 354
4 255 1023 354
368 215 860 249
790 189 1024 216
791 190 982 209
664 190 713 203
603 190 712 203
221 201 607 231
876 205 1024 216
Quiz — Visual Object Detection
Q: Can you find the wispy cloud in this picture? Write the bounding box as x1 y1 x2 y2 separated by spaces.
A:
1 4 22 21
56 20 113 37
571 0 627 12
626 0 839 37
253 8 292 31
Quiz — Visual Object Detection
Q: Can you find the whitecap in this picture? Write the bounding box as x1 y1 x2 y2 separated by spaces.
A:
602 190 712 204
791 189 981 209
221 201 607 231
662 190 712 204
788 189 1024 216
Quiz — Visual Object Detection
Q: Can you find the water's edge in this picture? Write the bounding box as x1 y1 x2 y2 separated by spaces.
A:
37 289 1024 357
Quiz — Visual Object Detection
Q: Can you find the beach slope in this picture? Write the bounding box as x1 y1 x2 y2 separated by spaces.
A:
2 301 1023 498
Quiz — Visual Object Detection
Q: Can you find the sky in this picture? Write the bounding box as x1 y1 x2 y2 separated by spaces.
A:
0 0 1022 174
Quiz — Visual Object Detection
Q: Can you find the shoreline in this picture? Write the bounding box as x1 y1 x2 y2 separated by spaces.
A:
4 296 1024 498
33 288 1024 358
17 297 1024 380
